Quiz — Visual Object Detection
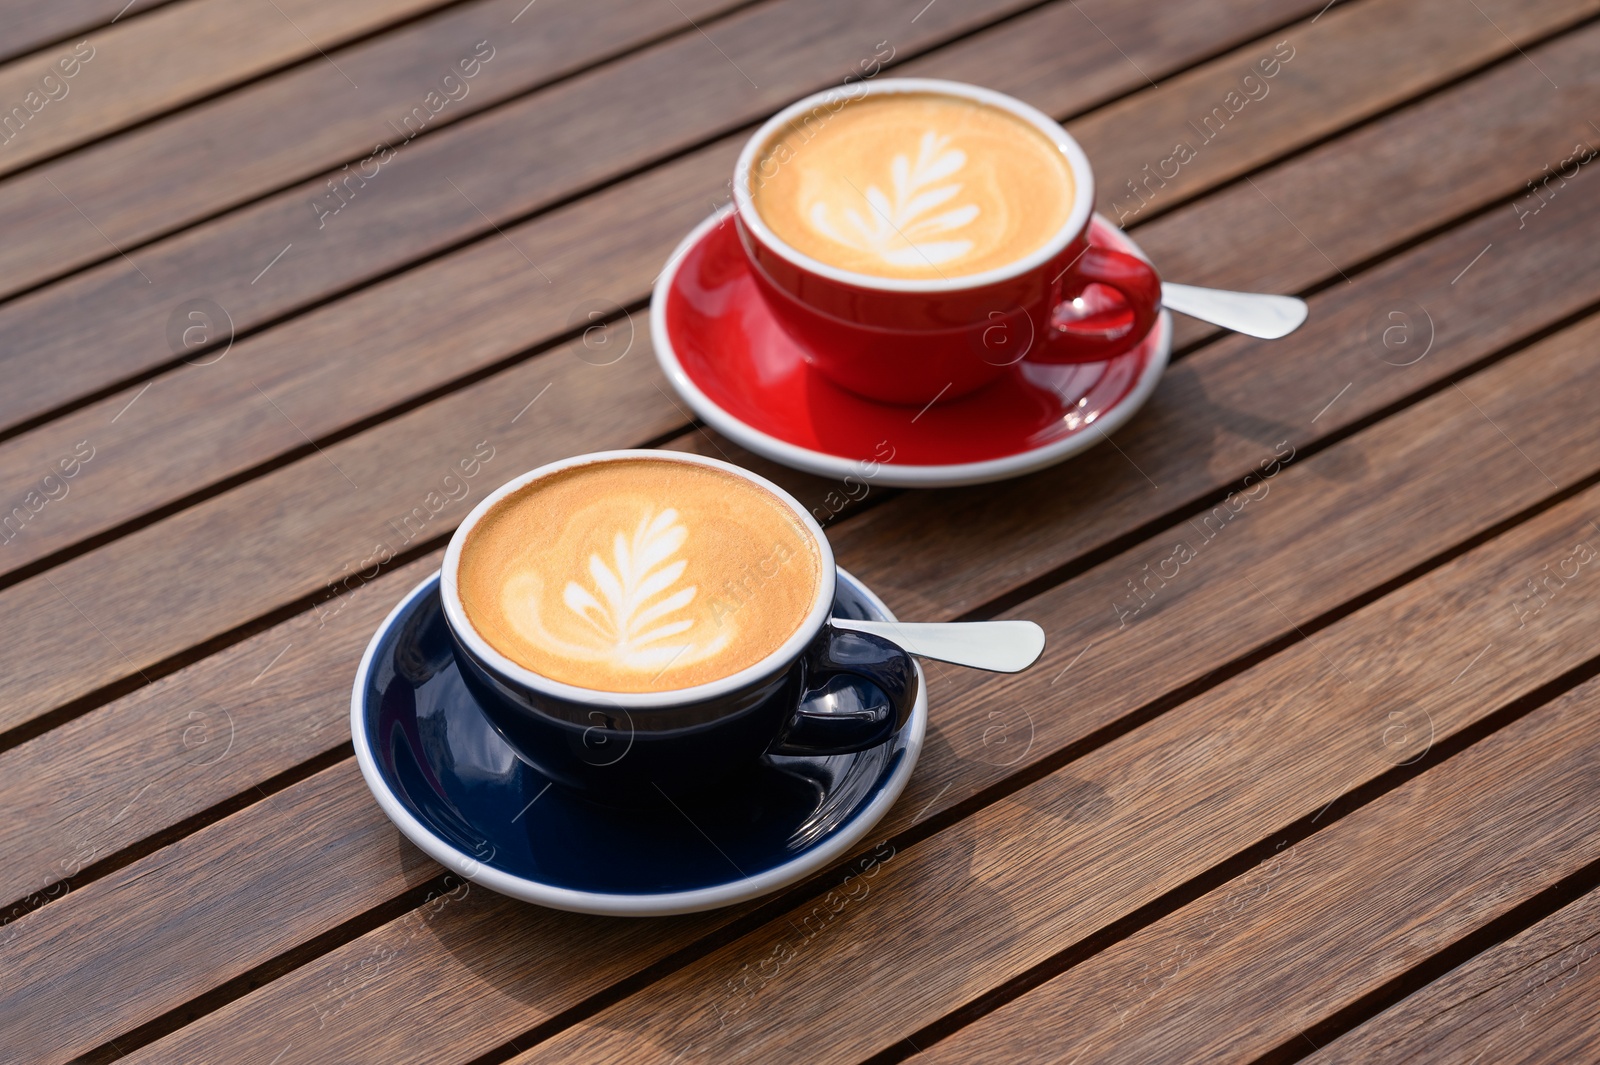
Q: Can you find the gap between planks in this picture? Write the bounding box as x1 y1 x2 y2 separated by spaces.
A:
0 0 1483 445
0 0 1589 612
18 299 1600 1061
3 4 1600 1055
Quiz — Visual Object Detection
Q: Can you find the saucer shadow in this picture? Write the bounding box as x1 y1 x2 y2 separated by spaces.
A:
358 572 925 905
1162 360 1368 483
425 799 993 1060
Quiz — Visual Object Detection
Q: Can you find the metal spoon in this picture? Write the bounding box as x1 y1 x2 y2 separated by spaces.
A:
1161 282 1308 339
832 618 1045 673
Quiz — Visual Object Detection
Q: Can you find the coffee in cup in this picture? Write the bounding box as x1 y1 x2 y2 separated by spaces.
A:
440 450 919 797
750 91 1077 280
732 78 1162 406
455 457 824 693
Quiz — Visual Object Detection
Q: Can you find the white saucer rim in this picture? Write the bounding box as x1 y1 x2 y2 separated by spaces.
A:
350 568 927 917
650 205 1173 488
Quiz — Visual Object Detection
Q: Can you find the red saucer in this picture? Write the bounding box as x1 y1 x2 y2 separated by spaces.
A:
652 208 1171 487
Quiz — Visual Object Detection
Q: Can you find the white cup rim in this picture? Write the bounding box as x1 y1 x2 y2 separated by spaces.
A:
732 77 1096 295
439 450 838 709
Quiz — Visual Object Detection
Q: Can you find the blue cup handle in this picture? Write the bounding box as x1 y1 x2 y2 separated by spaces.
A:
768 625 919 756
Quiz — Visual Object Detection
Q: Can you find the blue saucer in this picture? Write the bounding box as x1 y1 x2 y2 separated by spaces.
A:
350 569 926 916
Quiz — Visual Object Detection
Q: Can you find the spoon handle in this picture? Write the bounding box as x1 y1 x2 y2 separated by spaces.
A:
1161 282 1308 339
832 618 1045 673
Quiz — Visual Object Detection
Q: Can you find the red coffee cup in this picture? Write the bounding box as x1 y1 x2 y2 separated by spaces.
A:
732 78 1162 407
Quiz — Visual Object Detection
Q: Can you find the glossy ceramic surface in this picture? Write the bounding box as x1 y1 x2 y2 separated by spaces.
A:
351 568 926 916
436 450 917 799
731 79 1161 404
654 207 1172 487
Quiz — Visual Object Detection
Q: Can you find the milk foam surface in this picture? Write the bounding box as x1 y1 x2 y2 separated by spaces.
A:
457 460 822 692
751 92 1075 280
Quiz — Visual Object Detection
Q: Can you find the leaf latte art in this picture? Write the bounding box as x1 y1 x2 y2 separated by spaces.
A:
456 459 823 692
559 508 727 670
751 92 1076 279
808 132 978 268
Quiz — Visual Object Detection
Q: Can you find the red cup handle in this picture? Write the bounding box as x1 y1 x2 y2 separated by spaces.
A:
1031 244 1161 364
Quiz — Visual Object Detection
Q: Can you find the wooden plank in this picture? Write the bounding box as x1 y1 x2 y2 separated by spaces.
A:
0 0 1043 435
56 302 1600 1055
864 311 1600 880
1306 888 1600 1064
0 0 1571 439
15 329 1587 1055
5 65 1600 748
0 550 444 913
2 0 1592 580
905 678 1600 1065
0 0 1574 582
6 4 1593 1029
118 881 735 1065
65 296 1600 1065
0 143 736 577
0 0 750 302
1136 18 1600 349
6 10 1593 1061
0 0 1358 577
1071 0 1600 227
9 14 1587 1061
504 475 1600 1065
0 0 453 176
0 308 687 738
0 750 754 1065
824 146 1600 624
9 263 1600 930
0 433 834 917
0 761 444 1064
0 0 169 66
15 122 1600 1023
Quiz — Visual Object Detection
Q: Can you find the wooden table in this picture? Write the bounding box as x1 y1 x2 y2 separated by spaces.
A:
4 0 1600 1060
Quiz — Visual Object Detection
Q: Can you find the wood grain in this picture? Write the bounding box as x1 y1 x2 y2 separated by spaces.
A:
0 0 1566 440
0 0 747 301
4 2 1597 1058
70 283 1600 1065
12 259 1600 1004
868 309 1600 869
6 11 1599 581
120 880 742 1065
0 0 1041 435
823 144 1600 624
0 143 737 575
1306 887 1600 1063
0 0 170 66
0 0 453 177
507 477 1600 1065
0 428 839 917
0 0 1365 578
0 761 440 1065
0 309 686 737
1071 0 1600 227
0 550 443 912
5 88 1599 753
15 239 1600 1061
1139 17 1600 348
906 677 1600 1065
11 257 1600 928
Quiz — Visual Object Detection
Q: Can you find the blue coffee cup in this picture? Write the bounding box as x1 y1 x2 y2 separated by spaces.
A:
439 451 919 799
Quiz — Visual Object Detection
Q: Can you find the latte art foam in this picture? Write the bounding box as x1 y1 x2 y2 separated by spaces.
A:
456 459 823 692
751 92 1076 280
